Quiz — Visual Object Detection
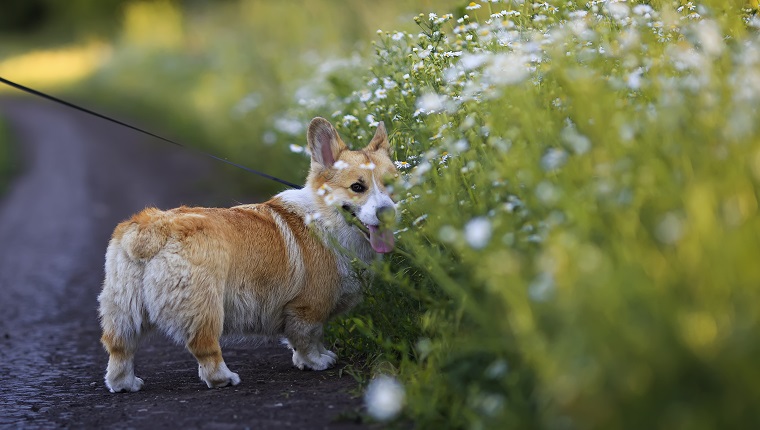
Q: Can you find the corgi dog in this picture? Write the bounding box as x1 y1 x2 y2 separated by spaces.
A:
97 117 397 392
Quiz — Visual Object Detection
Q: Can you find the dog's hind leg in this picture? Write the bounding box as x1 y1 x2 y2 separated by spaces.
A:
186 321 240 388
98 245 147 393
101 327 143 393
181 280 239 389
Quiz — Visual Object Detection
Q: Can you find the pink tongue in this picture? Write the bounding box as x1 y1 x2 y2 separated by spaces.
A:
368 225 395 253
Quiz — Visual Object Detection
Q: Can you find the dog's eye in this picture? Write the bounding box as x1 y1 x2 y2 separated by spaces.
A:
350 183 367 193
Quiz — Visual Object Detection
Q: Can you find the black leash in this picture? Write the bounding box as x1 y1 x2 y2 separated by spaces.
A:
0 76 302 189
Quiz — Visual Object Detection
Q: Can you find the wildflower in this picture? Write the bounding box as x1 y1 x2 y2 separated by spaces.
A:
695 20 724 57
342 114 359 126
465 217 492 249
412 214 428 225
360 162 376 170
656 213 684 244
416 93 447 113
394 161 411 169
541 148 568 171
374 88 388 100
365 375 405 422
366 114 379 127
391 31 405 41
466 2 481 10
317 183 332 196
461 53 489 70
333 160 349 170
289 144 304 154
304 213 321 225
274 117 302 135
484 53 529 86
439 225 458 243
633 4 654 16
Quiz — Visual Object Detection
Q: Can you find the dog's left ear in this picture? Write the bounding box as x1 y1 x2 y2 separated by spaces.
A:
308 117 346 168
365 121 389 154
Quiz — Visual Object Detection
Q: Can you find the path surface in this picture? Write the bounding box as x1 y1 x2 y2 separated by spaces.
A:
0 97 363 429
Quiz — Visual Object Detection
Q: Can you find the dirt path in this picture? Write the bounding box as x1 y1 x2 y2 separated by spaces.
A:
0 97 364 429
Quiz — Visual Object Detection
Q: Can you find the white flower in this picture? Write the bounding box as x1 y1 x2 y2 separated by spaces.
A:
656 213 684 244
465 2 481 10
416 93 446 113
394 161 411 169
606 2 630 21
342 114 358 126
391 31 405 41
460 53 489 70
374 88 388 100
383 78 398 89
333 160 349 170
289 144 304 154
304 213 321 225
366 114 379 127
695 20 724 57
484 53 529 86
541 148 568 171
633 5 654 16
275 117 302 135
360 162 376 170
465 217 492 249
365 376 405 422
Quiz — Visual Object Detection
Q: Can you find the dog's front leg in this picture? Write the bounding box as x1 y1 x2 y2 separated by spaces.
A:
284 312 337 371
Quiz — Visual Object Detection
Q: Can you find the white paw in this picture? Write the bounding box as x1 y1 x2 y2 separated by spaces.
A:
200 362 241 388
292 350 337 371
320 348 338 361
106 376 144 393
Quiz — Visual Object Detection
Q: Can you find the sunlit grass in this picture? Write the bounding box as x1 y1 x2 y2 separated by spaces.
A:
0 41 110 89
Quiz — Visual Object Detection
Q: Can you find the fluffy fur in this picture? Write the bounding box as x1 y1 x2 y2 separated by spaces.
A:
98 117 397 392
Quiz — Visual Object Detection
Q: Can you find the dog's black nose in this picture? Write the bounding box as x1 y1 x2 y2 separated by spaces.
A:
376 206 396 224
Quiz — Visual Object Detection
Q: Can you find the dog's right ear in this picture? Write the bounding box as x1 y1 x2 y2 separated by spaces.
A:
307 118 346 168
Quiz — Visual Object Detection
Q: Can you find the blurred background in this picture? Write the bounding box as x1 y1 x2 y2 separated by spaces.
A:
0 0 458 196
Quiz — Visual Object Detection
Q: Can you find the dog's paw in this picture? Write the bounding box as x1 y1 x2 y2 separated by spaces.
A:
199 362 241 388
205 372 241 389
106 376 144 393
292 350 337 371
321 348 338 361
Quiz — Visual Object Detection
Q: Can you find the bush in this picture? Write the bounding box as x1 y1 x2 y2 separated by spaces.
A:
276 1 760 428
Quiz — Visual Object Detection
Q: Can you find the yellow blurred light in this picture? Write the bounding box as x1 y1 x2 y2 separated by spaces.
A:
0 42 110 89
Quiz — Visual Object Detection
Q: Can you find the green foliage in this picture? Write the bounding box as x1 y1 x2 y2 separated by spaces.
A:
281 1 760 428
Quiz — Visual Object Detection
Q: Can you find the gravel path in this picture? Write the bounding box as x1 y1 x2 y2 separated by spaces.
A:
0 97 364 429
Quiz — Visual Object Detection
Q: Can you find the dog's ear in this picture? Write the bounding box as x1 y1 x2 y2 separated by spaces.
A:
307 117 346 168
365 121 389 154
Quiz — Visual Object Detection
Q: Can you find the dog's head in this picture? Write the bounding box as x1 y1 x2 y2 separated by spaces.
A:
306 117 397 253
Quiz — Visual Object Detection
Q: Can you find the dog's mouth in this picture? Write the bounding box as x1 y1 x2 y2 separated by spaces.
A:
342 205 395 254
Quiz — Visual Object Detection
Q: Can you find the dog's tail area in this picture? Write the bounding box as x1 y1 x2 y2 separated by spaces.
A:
118 207 171 261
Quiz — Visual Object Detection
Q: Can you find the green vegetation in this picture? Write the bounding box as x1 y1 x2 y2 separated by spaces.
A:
278 1 760 428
